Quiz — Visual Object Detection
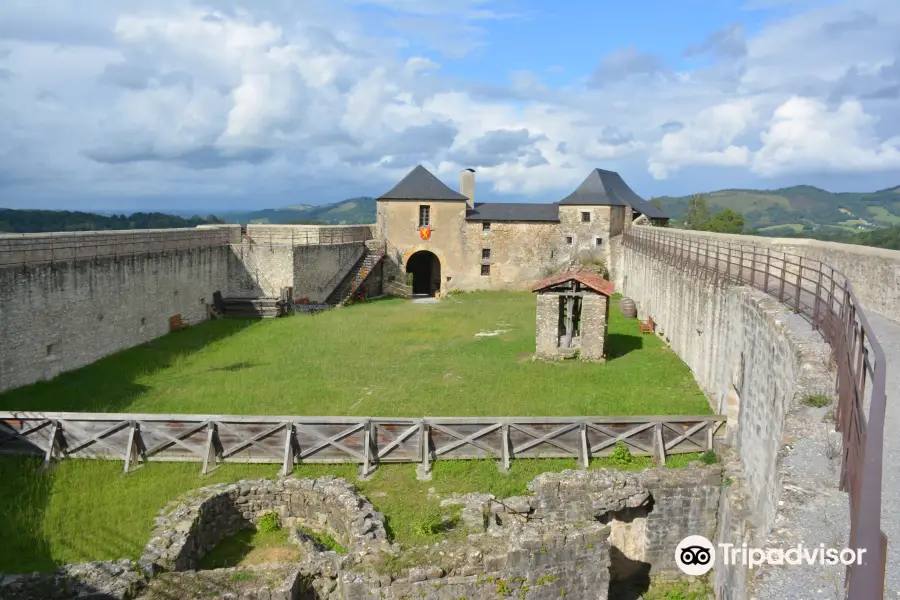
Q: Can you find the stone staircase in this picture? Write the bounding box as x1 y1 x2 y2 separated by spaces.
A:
219 297 284 318
325 241 385 306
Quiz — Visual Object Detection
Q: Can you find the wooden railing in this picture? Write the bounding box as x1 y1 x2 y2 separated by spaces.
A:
624 227 888 600
0 412 724 477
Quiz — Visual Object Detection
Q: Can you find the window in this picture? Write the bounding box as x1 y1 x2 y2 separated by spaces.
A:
419 205 431 228
481 264 491 276
581 211 591 223
46 344 55 356
482 248 491 260
482 222 491 231
566 236 573 244
595 237 603 246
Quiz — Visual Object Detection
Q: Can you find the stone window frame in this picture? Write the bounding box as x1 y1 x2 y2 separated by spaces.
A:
565 236 573 244
581 211 591 223
418 205 431 228
481 264 491 276
595 236 603 246
482 248 491 260
482 222 491 231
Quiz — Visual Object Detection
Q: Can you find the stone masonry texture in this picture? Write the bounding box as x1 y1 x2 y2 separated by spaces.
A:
0 468 721 600
620 230 848 599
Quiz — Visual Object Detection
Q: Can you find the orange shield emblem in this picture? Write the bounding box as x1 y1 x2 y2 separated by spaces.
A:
419 226 431 240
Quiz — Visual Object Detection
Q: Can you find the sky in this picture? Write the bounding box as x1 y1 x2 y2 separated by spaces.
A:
1 0 899 212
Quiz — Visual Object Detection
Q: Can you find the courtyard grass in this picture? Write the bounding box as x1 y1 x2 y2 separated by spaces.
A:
0 292 709 416
0 292 712 573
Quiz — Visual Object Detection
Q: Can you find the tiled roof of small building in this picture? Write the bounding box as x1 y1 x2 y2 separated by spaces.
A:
466 202 560 222
377 165 469 201
531 269 616 296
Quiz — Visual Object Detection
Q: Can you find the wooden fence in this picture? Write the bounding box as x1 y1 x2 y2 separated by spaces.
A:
0 412 724 477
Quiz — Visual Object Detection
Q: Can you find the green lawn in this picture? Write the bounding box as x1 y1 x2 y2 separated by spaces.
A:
0 292 708 417
0 292 711 574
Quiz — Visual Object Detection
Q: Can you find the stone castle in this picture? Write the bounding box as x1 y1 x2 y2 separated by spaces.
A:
375 165 669 295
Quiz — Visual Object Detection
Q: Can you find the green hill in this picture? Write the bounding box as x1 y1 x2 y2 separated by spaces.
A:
218 197 376 225
654 185 900 232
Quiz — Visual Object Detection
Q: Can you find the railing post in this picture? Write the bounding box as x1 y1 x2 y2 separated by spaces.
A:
420 420 431 474
813 269 823 330
764 250 770 294
793 257 802 313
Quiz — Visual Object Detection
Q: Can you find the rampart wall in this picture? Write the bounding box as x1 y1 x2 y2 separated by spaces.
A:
0 224 374 394
621 230 846 598
614 229 900 318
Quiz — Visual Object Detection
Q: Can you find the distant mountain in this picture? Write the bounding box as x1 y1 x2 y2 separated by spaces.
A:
654 185 900 234
218 197 377 225
0 209 222 234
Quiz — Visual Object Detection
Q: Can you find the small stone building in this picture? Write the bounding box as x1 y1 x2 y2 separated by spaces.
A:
532 269 615 361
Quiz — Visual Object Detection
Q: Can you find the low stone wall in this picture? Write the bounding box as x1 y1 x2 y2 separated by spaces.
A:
0 559 144 600
140 476 389 573
342 522 612 600
244 224 373 246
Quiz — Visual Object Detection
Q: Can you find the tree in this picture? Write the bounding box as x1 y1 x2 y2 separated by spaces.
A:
684 193 711 229
705 208 745 234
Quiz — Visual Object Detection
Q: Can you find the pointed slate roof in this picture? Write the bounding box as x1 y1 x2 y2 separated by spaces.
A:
531 268 615 296
559 169 669 220
377 165 469 201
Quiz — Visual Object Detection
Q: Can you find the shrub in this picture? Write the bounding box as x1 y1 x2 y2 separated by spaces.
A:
414 506 446 536
700 450 718 465
609 441 638 468
257 512 280 533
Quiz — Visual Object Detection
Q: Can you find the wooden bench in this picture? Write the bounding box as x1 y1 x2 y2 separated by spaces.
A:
169 314 187 332
638 315 654 334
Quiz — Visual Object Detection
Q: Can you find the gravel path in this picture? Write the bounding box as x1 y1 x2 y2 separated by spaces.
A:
748 310 899 600
867 312 899 598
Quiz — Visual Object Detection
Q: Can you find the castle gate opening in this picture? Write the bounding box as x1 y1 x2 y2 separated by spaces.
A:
406 250 441 296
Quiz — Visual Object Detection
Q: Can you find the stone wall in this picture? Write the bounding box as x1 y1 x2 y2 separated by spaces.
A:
341 522 612 600
226 238 365 301
140 476 389 573
623 228 900 319
0 244 231 394
622 237 836 597
524 467 720 578
580 294 609 361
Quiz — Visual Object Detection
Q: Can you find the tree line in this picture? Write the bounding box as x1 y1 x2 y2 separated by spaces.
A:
0 209 223 234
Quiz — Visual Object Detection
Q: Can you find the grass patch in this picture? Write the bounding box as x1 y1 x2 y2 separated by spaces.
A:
803 394 832 408
0 292 709 417
197 527 300 570
296 525 347 553
642 577 711 600
0 292 711 573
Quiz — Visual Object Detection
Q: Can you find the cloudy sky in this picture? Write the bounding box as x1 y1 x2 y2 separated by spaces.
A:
1 0 899 212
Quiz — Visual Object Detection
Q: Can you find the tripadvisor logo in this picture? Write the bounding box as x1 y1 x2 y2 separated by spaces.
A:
675 535 716 576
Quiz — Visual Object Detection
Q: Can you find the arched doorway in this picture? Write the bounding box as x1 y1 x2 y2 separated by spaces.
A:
406 251 441 296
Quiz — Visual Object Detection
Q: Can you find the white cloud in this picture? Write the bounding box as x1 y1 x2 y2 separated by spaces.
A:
752 96 900 175
0 0 899 208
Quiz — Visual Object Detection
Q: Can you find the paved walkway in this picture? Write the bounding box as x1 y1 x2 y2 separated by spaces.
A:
868 312 899 597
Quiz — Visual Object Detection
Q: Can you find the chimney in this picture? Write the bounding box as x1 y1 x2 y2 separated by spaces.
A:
460 168 475 210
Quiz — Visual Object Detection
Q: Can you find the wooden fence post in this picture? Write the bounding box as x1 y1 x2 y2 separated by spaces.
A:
580 422 589 469
280 422 295 477
500 423 510 473
654 423 666 466
44 421 60 466
420 420 431 474
813 269 823 330
202 421 218 475
794 257 802 313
